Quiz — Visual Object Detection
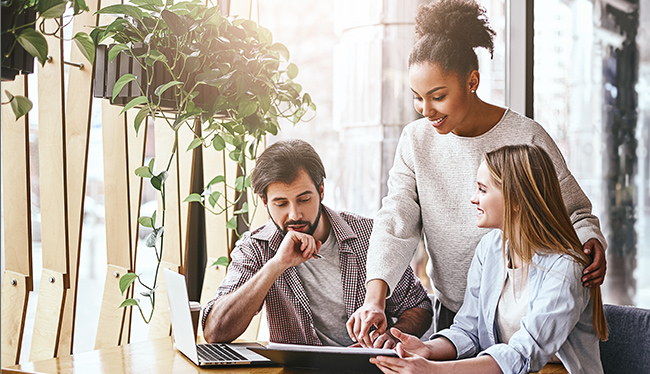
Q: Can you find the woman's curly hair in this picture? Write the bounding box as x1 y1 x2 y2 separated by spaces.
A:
409 0 496 78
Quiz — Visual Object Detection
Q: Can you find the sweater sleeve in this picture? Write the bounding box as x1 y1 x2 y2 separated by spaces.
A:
532 132 607 250
366 126 424 297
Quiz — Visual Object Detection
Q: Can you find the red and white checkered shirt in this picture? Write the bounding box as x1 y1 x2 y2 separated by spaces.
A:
202 205 432 345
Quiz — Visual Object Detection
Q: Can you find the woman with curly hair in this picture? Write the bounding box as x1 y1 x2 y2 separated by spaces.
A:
347 0 607 347
370 144 607 373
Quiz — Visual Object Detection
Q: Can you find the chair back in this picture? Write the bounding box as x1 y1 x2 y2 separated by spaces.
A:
599 304 650 374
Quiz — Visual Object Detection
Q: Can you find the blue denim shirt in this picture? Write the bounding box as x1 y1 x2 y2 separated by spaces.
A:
434 229 603 374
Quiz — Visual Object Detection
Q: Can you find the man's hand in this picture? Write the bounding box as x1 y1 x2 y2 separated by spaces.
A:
371 330 399 349
346 302 388 348
582 238 606 287
272 230 322 270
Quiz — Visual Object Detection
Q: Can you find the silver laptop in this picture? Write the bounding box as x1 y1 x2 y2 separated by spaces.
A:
163 268 274 367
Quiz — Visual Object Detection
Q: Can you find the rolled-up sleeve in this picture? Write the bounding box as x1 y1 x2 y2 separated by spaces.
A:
201 233 264 329
385 265 433 317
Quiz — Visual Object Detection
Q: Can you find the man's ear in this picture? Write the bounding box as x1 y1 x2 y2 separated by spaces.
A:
319 183 325 200
261 196 267 206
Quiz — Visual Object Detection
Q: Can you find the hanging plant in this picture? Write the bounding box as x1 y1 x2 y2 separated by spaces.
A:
92 0 316 322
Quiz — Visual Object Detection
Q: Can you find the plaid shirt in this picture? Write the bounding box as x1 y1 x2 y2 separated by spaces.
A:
202 205 432 345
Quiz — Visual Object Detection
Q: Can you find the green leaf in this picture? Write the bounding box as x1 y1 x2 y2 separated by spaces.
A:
131 0 163 7
134 106 150 135
73 32 95 64
173 113 194 131
146 50 167 65
118 298 139 308
183 193 203 203
212 134 226 151
237 101 257 119
16 28 48 66
234 176 245 192
187 137 203 151
112 74 136 101
287 63 299 79
108 44 129 62
5 91 33 120
119 273 138 295
151 176 162 191
72 0 90 13
151 171 168 191
208 191 222 208
154 81 182 97
234 202 248 215
134 165 153 178
206 175 225 187
96 4 146 21
138 216 154 228
225 217 238 230
161 9 188 36
38 0 67 18
229 149 243 163
211 256 229 268
270 43 290 61
120 96 148 115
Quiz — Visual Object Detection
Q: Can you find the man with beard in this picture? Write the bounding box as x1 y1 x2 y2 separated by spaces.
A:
202 139 433 348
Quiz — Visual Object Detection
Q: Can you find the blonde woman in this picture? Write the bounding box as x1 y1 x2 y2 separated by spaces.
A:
371 144 607 374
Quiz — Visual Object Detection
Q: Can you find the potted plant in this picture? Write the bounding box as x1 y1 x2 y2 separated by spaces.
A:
91 0 315 322
1 0 95 116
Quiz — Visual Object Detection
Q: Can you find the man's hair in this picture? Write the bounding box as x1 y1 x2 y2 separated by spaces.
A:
251 139 326 200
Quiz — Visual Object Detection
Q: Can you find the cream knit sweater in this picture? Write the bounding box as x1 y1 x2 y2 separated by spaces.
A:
366 109 606 312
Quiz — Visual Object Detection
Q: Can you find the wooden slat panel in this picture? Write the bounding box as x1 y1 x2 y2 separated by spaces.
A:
0 78 33 285
126 111 147 263
95 102 134 349
36 20 69 278
1 272 30 366
1 78 34 362
153 118 182 267
29 270 66 361
31 19 70 360
147 118 195 339
145 262 179 339
177 122 196 273
57 0 101 355
95 265 130 349
101 102 133 268
199 147 230 308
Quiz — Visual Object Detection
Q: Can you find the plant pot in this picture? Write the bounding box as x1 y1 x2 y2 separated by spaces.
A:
93 44 220 113
1 4 37 81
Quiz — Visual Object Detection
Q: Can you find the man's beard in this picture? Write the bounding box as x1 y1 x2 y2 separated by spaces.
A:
270 203 323 237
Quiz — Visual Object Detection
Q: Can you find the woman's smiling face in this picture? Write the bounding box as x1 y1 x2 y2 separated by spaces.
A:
470 161 504 230
409 61 477 136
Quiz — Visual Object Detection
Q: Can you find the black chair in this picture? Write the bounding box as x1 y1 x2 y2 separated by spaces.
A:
600 304 650 374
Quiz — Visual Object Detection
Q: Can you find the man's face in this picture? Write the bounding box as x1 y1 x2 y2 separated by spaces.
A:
264 168 323 236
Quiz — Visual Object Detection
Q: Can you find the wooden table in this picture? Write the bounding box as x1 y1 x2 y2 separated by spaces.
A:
3 336 569 374
3 337 316 374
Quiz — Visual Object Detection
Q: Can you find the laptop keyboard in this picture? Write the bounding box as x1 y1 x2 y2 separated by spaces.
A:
197 344 248 362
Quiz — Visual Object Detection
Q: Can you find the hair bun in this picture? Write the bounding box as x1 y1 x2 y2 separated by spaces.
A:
415 0 495 57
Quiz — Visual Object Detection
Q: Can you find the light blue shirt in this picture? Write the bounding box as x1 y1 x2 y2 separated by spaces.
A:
434 230 603 374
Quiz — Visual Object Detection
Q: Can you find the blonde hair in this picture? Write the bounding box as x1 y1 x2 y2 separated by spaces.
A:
484 144 608 341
